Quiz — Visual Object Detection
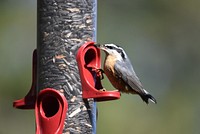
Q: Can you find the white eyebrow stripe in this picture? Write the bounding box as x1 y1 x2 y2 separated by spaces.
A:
105 44 123 50
104 44 127 59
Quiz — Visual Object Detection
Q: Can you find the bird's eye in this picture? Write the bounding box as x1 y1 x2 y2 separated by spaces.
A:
107 46 113 49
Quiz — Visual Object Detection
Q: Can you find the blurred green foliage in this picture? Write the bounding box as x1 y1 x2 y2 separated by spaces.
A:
0 0 200 134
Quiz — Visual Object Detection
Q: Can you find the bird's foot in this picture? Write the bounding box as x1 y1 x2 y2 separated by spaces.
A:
91 67 105 80
99 88 106 91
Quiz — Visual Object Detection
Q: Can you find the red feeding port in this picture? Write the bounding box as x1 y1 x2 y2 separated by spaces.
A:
35 88 68 134
76 42 120 101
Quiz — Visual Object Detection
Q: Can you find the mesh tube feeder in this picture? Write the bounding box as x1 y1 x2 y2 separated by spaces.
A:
13 0 120 133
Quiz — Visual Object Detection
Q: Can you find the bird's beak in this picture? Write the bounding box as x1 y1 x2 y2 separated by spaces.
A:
94 43 101 48
94 43 104 50
94 44 109 54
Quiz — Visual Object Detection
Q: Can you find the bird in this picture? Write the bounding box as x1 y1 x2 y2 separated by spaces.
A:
95 43 157 104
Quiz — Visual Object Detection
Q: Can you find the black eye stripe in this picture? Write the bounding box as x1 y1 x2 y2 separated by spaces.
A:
117 49 125 59
105 45 115 49
107 46 113 49
104 44 126 59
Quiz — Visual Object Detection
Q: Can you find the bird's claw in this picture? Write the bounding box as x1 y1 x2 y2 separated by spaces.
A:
86 65 105 80
92 68 105 80
99 88 106 91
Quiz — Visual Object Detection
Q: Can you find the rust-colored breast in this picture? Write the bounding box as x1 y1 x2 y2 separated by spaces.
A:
104 55 119 87
104 55 136 94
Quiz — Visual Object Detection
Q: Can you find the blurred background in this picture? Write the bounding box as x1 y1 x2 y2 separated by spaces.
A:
0 0 200 133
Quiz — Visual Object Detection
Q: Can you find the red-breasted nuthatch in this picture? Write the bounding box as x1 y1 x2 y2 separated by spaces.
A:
96 43 157 104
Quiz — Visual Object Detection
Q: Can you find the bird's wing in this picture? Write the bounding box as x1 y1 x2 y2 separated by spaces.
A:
114 59 145 94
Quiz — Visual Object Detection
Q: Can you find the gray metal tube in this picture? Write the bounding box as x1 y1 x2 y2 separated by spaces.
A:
37 0 97 133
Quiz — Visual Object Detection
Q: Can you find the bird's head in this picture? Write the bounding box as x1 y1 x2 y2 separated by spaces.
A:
95 43 127 61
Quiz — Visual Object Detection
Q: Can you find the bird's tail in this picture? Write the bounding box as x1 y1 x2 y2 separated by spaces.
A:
139 91 157 104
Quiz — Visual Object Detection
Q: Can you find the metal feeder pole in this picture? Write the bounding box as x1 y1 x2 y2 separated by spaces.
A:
37 0 97 133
